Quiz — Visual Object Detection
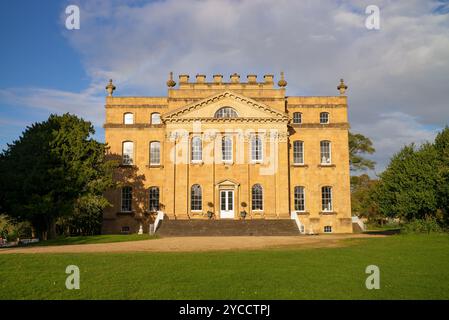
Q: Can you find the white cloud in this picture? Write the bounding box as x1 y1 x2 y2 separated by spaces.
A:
1 0 448 172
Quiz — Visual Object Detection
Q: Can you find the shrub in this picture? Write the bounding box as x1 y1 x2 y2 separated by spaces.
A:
401 217 444 234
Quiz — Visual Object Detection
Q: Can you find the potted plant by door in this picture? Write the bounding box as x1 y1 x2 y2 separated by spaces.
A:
240 202 247 219
207 202 214 219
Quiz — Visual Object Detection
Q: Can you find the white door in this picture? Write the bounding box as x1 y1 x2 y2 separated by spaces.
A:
220 190 234 219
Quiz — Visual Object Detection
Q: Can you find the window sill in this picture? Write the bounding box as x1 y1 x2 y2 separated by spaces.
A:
117 211 135 216
296 211 310 215
222 161 234 165
147 164 163 168
318 164 335 168
292 164 308 167
320 211 337 215
250 160 263 164
191 160 203 165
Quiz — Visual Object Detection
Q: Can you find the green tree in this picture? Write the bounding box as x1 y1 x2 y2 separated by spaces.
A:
434 126 449 223
375 143 441 221
0 114 116 239
350 174 381 223
349 132 376 171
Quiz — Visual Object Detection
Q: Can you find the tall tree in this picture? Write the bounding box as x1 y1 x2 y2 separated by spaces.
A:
434 126 449 221
375 143 440 221
0 114 116 239
349 132 376 171
350 174 381 223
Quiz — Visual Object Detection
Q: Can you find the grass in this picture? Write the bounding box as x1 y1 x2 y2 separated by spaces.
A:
25 234 158 247
1 234 448 299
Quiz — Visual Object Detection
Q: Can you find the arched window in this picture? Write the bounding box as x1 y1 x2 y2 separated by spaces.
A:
191 136 202 162
293 141 304 164
320 140 331 164
122 141 134 165
321 186 333 212
123 113 134 124
121 186 132 212
150 141 161 165
292 112 302 124
294 186 305 211
320 112 329 124
221 136 233 162
191 184 202 211
252 184 263 211
251 135 263 162
214 107 238 118
148 187 160 212
151 113 161 125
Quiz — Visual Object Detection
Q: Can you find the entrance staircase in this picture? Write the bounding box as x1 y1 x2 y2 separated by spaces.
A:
156 219 300 237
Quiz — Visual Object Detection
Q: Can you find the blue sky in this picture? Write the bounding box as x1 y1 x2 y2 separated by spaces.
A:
1 0 448 173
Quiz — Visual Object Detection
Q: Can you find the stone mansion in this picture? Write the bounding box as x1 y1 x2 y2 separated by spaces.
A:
102 73 352 234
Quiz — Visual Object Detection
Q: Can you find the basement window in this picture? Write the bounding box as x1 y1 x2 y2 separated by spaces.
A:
324 226 332 233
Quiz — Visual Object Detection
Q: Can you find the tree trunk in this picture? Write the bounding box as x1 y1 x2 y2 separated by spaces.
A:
47 219 57 239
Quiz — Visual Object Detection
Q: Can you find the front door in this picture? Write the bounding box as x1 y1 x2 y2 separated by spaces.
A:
220 190 234 219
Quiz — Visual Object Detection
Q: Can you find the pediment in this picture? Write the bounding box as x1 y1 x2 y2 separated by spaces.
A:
163 91 288 123
216 179 240 187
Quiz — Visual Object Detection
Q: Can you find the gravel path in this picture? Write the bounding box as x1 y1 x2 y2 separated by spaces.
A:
0 234 383 254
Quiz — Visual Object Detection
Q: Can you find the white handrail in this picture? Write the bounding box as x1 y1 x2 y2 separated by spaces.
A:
352 216 366 231
150 211 164 234
291 212 305 234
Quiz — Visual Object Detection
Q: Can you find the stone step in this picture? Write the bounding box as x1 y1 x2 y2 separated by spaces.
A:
156 219 301 237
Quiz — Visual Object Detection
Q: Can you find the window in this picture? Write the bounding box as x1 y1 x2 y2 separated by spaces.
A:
251 135 263 162
151 113 161 124
191 136 202 162
150 141 161 165
293 141 304 164
252 184 263 210
320 140 331 164
191 184 202 211
121 226 130 234
122 141 134 165
124 113 134 124
320 112 329 124
121 187 132 212
293 112 302 124
294 186 305 211
221 136 233 162
215 107 238 118
148 187 160 212
321 186 333 212
324 226 332 233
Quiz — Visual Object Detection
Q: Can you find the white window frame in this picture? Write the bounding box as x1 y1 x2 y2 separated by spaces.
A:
324 226 332 233
148 187 160 212
294 186 305 212
124 113 134 125
293 140 304 165
292 112 302 124
250 135 264 163
121 186 132 212
191 136 203 163
150 141 161 165
221 135 233 163
320 112 329 124
321 186 333 212
251 184 263 211
122 141 134 165
151 113 161 125
320 140 332 165
191 184 202 211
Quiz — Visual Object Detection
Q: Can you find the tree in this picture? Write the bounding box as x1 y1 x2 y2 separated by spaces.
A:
375 143 441 221
350 174 382 223
434 126 449 223
349 132 376 171
0 114 116 239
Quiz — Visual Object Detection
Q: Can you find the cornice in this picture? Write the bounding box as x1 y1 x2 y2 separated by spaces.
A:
287 104 346 109
290 123 349 129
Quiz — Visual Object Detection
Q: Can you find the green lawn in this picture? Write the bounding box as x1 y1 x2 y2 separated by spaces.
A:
25 234 157 247
1 234 448 299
